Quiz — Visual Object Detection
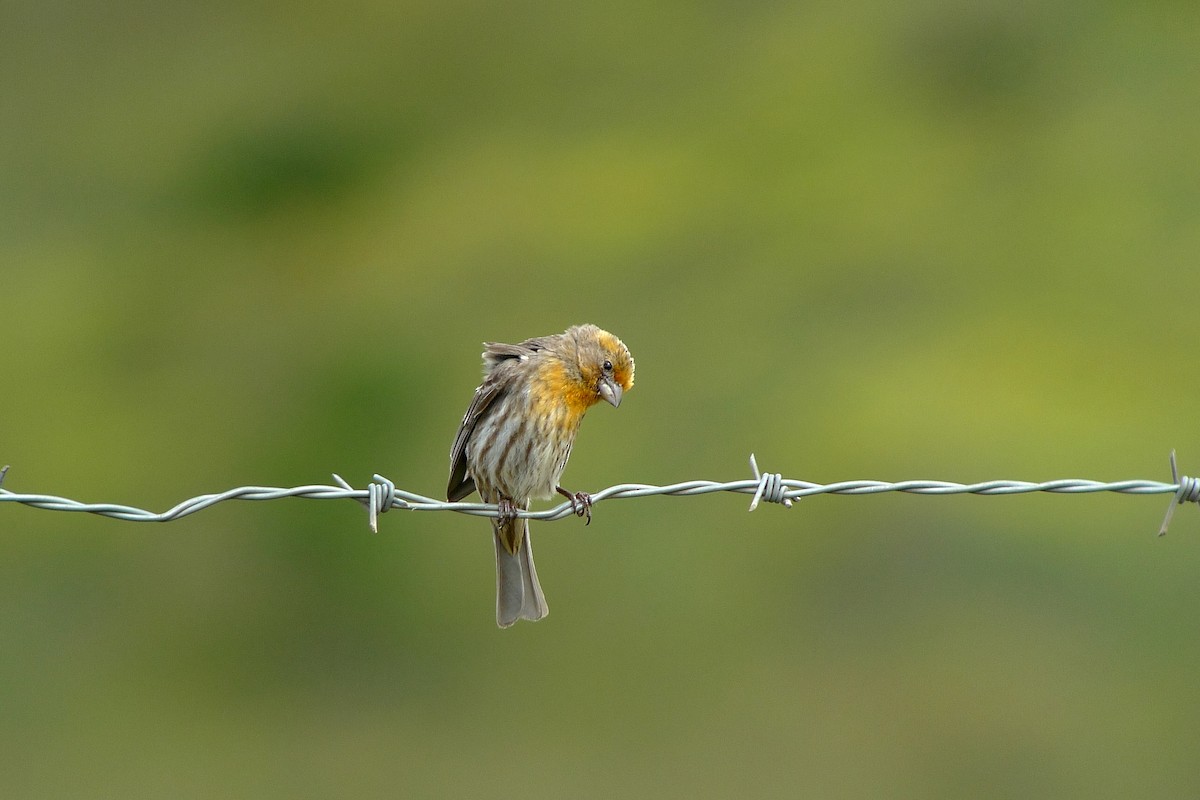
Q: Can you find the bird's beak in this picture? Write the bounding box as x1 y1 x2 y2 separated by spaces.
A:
598 377 623 408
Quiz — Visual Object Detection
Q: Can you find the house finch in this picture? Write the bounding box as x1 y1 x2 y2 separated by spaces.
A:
448 324 635 627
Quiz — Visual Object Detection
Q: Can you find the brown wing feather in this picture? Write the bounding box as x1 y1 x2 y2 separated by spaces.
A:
448 375 502 501
482 336 557 367
447 344 536 500
449 334 564 501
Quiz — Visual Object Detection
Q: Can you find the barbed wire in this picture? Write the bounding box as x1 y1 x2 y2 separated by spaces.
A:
2 453 1197 536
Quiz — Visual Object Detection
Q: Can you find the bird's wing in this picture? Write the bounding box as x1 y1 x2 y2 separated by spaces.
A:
447 364 514 501
516 334 561 353
451 336 555 500
482 341 529 362
482 336 557 368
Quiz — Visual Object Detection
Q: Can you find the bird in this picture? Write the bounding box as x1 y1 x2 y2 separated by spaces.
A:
448 324 635 627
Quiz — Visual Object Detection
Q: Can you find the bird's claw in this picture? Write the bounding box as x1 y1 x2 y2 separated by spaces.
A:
496 496 518 526
557 487 592 525
573 492 593 525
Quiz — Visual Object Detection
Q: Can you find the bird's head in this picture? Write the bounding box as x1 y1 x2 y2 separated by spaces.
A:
566 324 635 410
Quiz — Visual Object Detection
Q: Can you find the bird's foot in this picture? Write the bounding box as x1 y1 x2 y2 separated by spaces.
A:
496 496 519 526
556 487 593 525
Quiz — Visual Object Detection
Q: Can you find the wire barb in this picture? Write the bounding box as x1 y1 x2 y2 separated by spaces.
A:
1158 450 1200 537
331 473 405 533
0 465 8 490
748 453 793 511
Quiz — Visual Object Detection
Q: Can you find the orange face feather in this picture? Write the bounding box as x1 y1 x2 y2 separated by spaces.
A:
531 325 634 422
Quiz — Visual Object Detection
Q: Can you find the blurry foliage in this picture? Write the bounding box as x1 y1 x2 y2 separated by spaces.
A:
2 0 1200 797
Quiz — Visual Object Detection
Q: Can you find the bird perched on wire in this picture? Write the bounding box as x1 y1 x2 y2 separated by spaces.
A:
448 324 635 627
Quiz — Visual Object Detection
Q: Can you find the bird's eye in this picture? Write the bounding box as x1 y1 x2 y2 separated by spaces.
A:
603 359 613 372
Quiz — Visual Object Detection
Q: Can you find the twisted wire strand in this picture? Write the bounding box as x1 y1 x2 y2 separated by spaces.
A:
1 453 1195 534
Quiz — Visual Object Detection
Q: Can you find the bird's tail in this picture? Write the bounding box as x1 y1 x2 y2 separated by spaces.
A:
494 515 548 628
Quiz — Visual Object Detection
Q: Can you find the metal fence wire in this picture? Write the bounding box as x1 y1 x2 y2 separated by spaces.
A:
2 452 1198 537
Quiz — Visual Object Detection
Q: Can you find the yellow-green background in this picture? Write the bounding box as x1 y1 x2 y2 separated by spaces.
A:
3 1 1199 796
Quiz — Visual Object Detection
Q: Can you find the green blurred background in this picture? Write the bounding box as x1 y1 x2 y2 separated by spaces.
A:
3 0 1200 796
